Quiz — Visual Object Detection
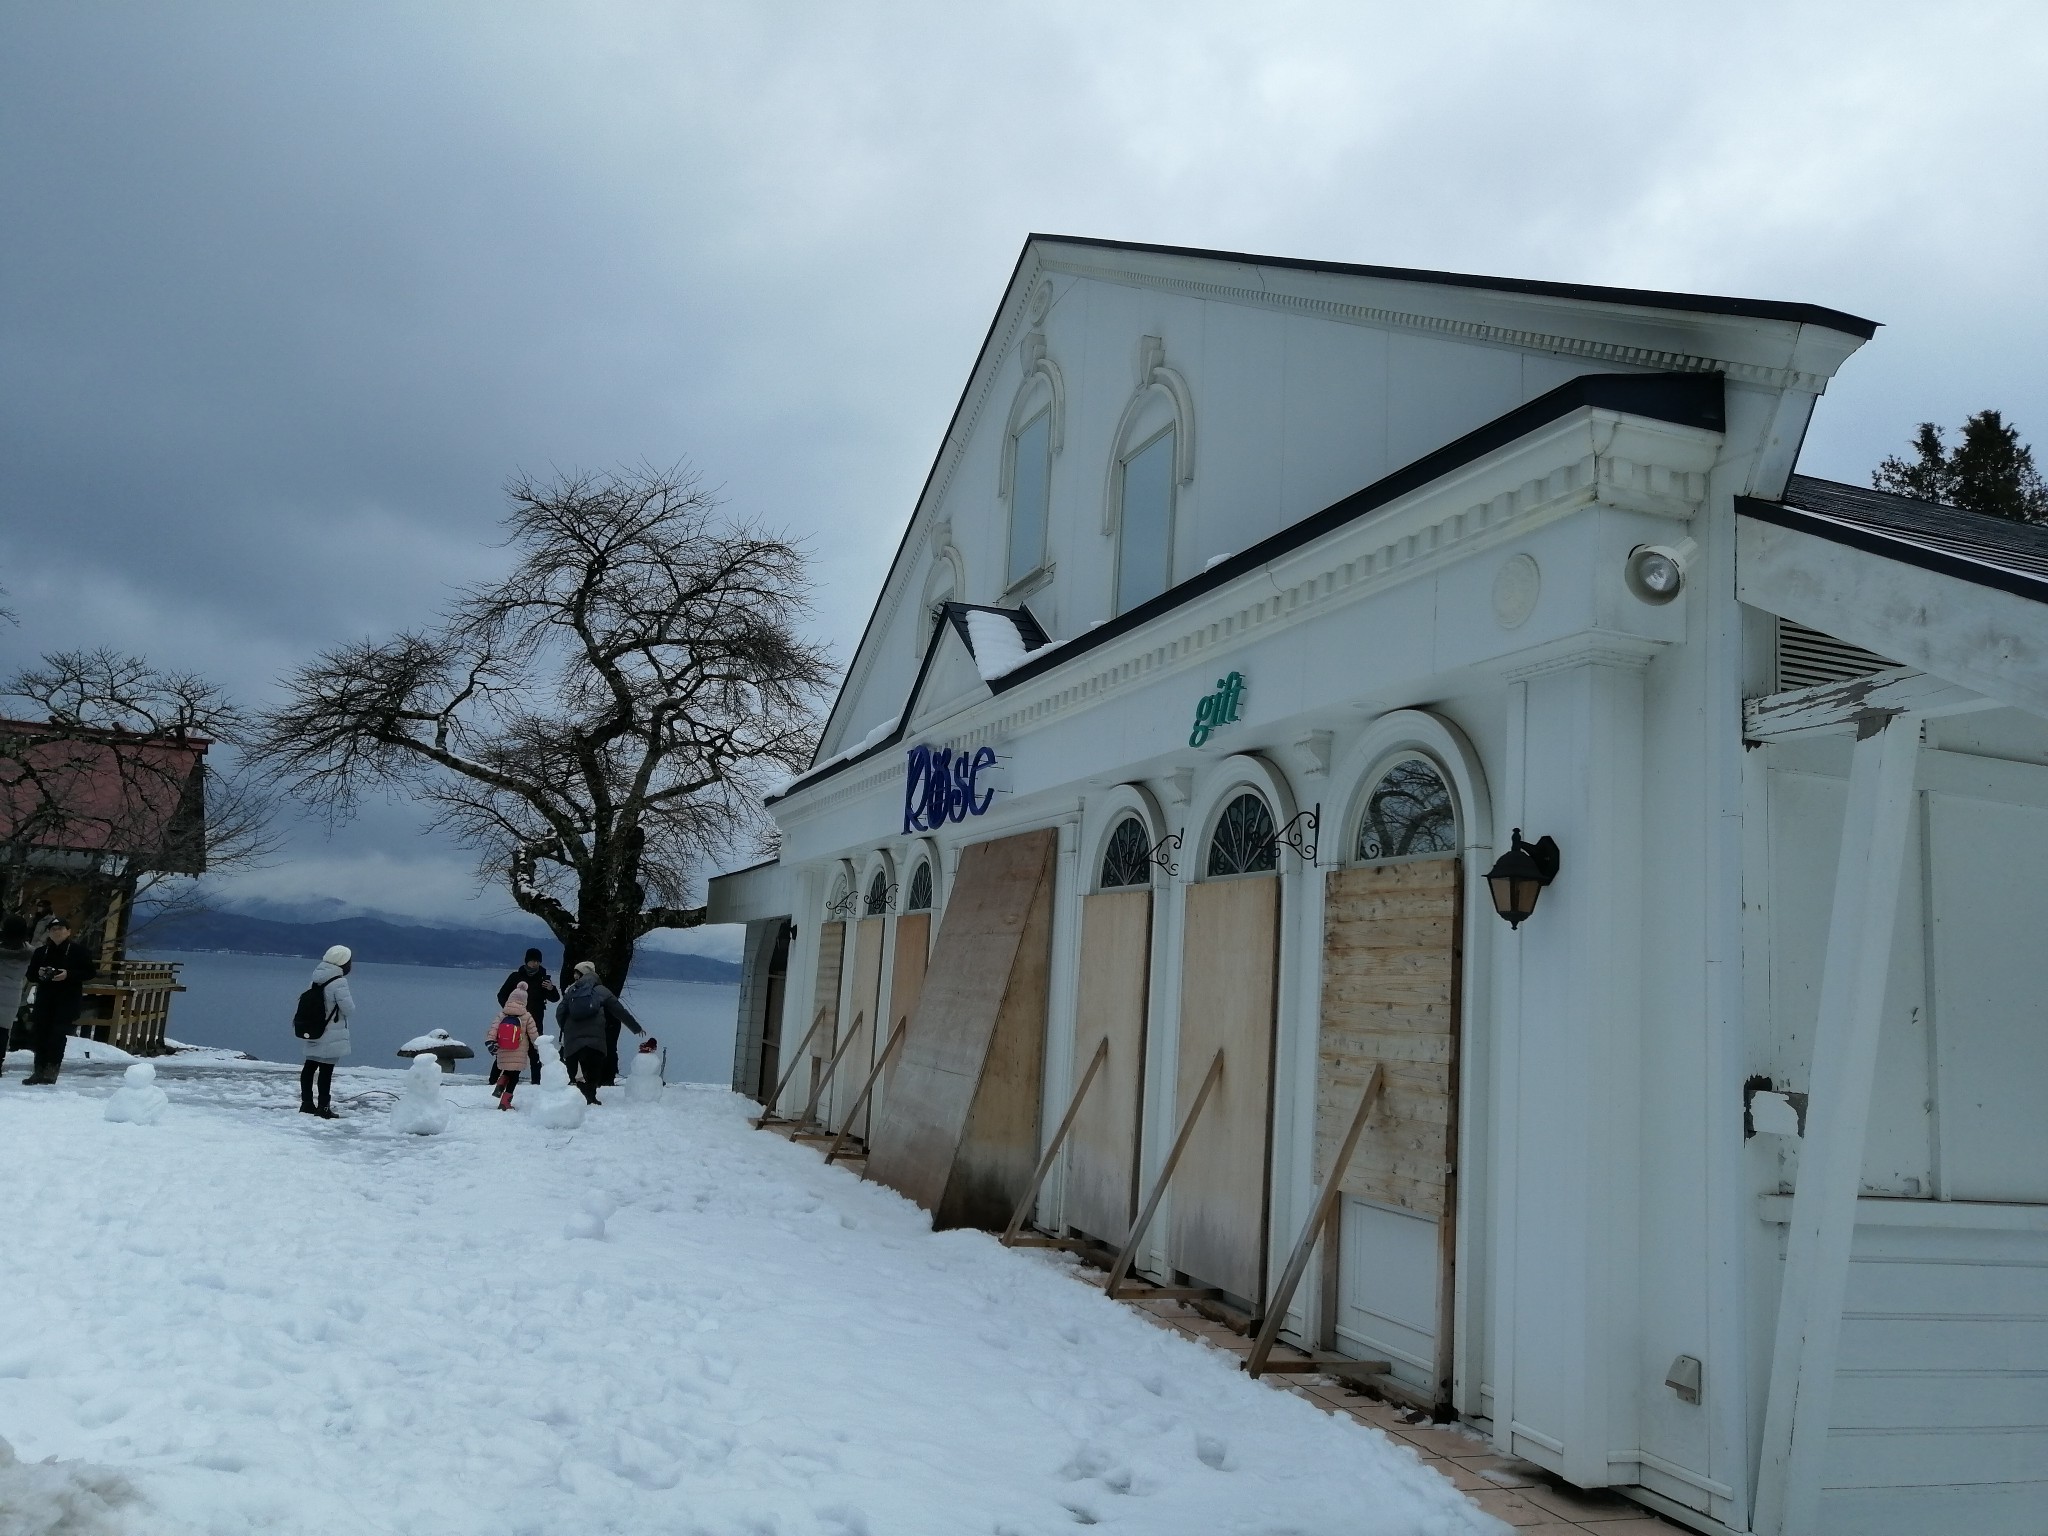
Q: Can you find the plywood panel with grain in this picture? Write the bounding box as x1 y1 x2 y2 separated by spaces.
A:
1066 889 1152 1245
1169 874 1279 1303
884 912 930 1103
865 830 1056 1230
838 916 884 1136
1318 859 1461 1218
807 921 846 1112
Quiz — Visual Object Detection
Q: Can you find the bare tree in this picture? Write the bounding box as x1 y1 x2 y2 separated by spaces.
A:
250 465 832 989
0 648 279 935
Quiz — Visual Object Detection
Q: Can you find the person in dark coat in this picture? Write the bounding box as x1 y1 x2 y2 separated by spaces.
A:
0 914 33 1077
496 948 559 1085
22 916 98 1084
555 961 655 1104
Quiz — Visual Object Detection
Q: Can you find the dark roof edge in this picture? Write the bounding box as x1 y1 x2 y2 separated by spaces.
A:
1036 233 1881 340
1737 496 2048 606
990 370 1724 693
707 856 780 883
810 241 1042 759
773 370 1722 804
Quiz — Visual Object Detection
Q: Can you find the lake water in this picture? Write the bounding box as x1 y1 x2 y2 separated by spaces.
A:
138 950 740 1085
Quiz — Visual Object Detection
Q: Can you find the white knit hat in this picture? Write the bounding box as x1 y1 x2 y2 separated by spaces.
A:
322 944 353 966
573 960 597 977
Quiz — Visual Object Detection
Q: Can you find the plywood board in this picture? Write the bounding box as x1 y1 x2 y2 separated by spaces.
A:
865 829 1056 1231
807 921 846 1112
840 916 884 1136
1318 859 1460 1218
885 912 930 1103
1066 889 1152 1246
1169 875 1279 1303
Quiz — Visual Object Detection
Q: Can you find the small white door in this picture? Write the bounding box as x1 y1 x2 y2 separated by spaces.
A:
1335 1195 1441 1389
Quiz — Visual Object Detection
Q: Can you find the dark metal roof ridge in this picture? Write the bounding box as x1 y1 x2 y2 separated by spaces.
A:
767 600 1046 805
988 370 1724 694
1035 233 1880 340
1738 494 2048 607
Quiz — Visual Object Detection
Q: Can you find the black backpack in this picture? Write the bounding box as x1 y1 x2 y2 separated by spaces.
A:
292 976 340 1040
557 984 601 1028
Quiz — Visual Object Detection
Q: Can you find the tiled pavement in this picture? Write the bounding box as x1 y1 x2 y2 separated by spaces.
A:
1122 1297 1690 1534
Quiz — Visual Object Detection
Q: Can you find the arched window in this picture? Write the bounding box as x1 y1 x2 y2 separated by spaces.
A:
1115 427 1176 613
1099 815 1153 889
864 868 893 916
905 860 933 912
1007 408 1052 588
1206 792 1278 877
1355 758 1457 862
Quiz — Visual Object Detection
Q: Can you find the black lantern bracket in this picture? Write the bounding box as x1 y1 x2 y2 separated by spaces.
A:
824 889 860 920
1255 804 1320 865
1147 829 1184 878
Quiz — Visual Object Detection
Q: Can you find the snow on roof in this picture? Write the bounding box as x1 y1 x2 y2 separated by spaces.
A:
963 609 1039 681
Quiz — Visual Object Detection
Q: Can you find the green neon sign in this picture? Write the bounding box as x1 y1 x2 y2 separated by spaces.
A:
1189 671 1246 747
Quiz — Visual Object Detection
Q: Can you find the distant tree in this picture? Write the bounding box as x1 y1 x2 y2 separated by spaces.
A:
1873 410 2048 524
0 648 279 934
250 465 833 991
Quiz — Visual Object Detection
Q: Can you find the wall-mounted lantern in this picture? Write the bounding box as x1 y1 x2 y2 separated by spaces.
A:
1486 829 1560 928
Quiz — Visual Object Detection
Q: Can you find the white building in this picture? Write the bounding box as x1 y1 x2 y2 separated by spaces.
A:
709 236 2048 1536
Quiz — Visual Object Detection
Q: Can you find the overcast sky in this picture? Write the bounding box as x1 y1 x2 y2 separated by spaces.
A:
5 2 2045 956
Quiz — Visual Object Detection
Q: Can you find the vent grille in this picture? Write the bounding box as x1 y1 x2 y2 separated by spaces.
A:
1775 619 1895 691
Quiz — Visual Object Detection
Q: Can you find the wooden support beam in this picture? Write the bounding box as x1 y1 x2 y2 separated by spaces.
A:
1246 1065 1387 1378
1753 713 1920 1536
1109 1285 1223 1303
1003 1235 1099 1252
1104 1048 1225 1301
1001 1036 1111 1245
751 1007 830 1129
1251 1356 1394 1379
822 1019 909 1165
1743 665 1993 742
793 1010 867 1134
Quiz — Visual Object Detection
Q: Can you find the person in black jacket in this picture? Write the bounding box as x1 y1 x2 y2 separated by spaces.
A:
496 949 559 1085
23 916 99 1084
556 962 655 1104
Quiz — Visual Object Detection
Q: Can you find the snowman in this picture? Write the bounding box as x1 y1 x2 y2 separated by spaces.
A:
102 1061 169 1125
535 1059 586 1130
622 1044 664 1105
389 1053 451 1136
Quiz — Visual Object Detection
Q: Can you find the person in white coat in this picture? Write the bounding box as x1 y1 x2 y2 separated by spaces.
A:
299 944 355 1118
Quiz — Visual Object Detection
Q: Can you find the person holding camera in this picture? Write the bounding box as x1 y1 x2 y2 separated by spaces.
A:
22 915 98 1085
495 948 559 1086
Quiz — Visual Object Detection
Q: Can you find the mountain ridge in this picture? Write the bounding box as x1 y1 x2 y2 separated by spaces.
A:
137 909 742 985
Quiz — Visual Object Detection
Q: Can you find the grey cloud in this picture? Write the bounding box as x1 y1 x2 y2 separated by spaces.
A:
4 0 2045 926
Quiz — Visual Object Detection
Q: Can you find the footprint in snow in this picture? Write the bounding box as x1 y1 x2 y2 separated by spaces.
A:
1194 1433 1229 1470
815 1502 871 1535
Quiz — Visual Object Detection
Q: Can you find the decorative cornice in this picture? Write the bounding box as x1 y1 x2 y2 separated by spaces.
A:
1043 256 1838 395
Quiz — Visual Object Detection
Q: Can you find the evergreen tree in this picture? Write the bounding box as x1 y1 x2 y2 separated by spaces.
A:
1874 411 2048 524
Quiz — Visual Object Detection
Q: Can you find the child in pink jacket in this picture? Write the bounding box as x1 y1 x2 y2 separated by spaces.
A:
488 984 539 1110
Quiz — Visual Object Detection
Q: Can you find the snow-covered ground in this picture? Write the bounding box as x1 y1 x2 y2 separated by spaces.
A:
1 1059 1503 1536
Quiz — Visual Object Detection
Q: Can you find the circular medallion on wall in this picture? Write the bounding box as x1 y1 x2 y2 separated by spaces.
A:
1030 281 1053 323
1492 553 1541 629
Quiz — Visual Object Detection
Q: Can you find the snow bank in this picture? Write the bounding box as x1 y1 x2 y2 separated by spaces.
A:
0 1060 1501 1536
0 1436 147 1535
964 609 1038 680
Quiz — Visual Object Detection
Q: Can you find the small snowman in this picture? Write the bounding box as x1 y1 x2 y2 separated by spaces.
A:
535 1059 585 1130
103 1061 169 1125
622 1044 664 1105
389 1053 450 1136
